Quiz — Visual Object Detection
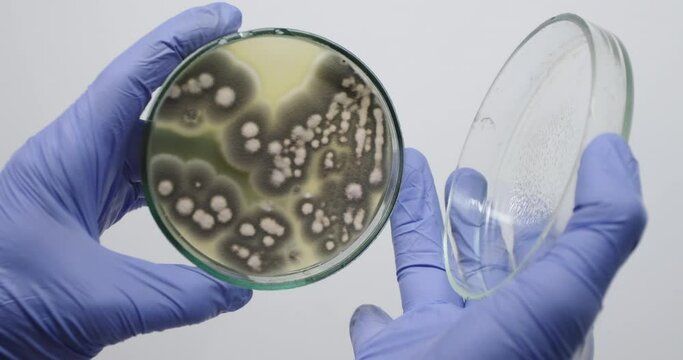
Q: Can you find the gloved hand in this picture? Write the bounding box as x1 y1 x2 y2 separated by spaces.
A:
0 4 251 359
349 134 646 359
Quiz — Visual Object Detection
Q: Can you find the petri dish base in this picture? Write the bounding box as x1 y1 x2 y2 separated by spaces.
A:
142 29 403 290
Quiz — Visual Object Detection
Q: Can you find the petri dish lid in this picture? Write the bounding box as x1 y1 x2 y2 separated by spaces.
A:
143 28 403 290
444 14 633 299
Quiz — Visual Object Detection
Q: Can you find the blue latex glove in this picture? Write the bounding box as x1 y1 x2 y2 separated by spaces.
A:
349 134 646 359
0 4 251 359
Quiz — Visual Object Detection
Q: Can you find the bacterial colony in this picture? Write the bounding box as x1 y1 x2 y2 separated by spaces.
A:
146 35 393 277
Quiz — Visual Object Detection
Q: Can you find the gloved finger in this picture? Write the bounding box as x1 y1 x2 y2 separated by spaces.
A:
391 149 464 311
444 168 510 295
506 134 646 353
97 119 148 232
542 133 646 293
88 3 242 126
511 220 548 267
115 255 252 337
573 328 594 359
349 304 393 354
120 118 147 212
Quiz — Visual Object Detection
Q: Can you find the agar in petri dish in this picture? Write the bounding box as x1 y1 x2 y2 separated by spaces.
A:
443 14 634 300
143 28 402 290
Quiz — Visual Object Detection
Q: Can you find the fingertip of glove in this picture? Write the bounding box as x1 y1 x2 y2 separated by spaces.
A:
351 304 373 320
350 304 390 326
588 132 627 150
445 167 486 200
205 2 243 31
176 3 242 38
569 133 647 253
399 148 437 193
349 304 392 348
583 133 636 171
172 264 253 312
220 284 253 312
404 148 428 171
580 132 644 199
350 305 370 330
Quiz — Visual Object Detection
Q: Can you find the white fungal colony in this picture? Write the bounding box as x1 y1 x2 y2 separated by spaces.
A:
168 72 220 106
270 169 286 187
343 208 354 225
231 244 250 259
241 122 259 138
157 180 174 197
353 209 365 231
216 208 233 224
198 73 215 89
240 121 261 153
311 208 331 234
192 209 215 230
184 78 202 94
176 197 194 216
210 195 233 224
239 222 256 237
268 141 283 155
210 195 228 212
247 254 262 271
345 183 363 201
324 151 335 169
244 138 261 153
301 202 314 215
369 108 385 185
215 86 236 108
168 85 182 99
263 236 275 247
354 96 371 158
342 207 366 231
260 217 285 237
307 114 322 128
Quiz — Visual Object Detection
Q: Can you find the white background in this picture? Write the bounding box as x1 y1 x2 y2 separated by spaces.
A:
1 1 681 358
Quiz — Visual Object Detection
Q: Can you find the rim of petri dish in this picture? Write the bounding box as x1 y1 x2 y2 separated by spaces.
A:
443 13 634 300
141 28 403 290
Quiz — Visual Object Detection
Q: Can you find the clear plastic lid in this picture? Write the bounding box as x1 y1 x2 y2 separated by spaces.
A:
444 14 633 299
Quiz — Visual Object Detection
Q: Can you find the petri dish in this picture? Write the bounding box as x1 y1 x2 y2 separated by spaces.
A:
142 28 402 290
444 14 633 300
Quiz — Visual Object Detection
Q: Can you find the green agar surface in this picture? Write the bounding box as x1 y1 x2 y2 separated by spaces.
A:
145 33 394 280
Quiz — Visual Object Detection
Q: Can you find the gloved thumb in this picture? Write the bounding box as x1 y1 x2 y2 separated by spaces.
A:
489 134 646 359
350 305 393 354
113 255 252 338
547 133 646 292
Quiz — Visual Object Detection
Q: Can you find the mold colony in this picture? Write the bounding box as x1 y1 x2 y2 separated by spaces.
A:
145 33 395 280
